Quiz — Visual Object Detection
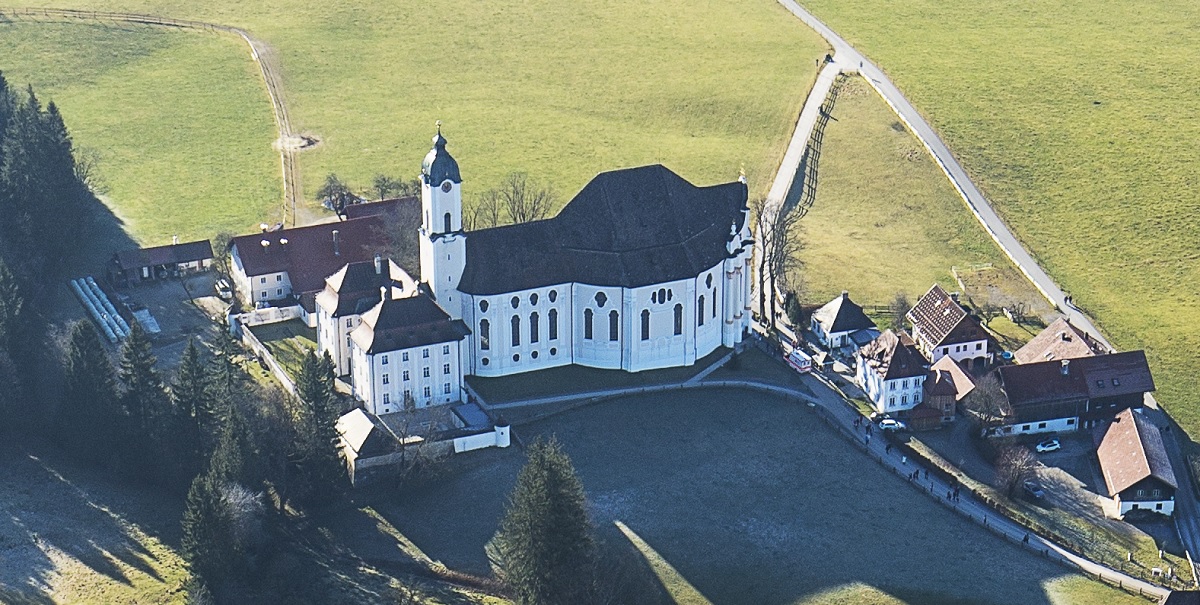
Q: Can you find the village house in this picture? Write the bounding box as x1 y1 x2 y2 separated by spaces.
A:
909 355 976 430
809 291 877 352
1013 316 1110 364
907 284 993 371
989 350 1155 436
109 239 213 286
1095 408 1177 517
856 330 928 415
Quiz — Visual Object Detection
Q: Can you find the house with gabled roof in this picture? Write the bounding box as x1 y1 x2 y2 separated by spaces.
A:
315 255 418 376
990 350 1155 437
1014 316 1110 365
110 239 213 285
810 290 877 352
1095 408 1177 517
907 284 993 371
856 330 928 415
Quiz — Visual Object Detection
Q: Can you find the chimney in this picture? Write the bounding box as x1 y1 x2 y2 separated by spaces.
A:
374 253 382 275
950 291 960 303
260 239 270 251
260 223 269 233
332 230 340 256
1059 331 1068 341
280 237 288 246
1060 359 1070 376
172 234 179 245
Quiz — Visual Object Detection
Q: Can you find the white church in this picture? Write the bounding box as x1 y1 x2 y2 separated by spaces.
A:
316 129 754 414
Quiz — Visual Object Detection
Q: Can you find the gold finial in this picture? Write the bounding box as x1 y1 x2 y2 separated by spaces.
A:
436 119 442 134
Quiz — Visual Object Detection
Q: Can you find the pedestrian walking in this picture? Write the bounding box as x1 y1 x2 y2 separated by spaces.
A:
1023 534 1030 544
923 469 929 480
901 455 907 465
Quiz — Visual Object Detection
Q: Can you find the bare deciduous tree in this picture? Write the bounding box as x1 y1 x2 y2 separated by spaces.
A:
370 203 422 276
994 445 1038 498
500 172 553 224
962 372 1011 433
752 196 804 331
73 147 108 195
466 189 505 231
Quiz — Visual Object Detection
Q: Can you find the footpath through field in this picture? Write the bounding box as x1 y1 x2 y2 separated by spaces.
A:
768 0 1200 574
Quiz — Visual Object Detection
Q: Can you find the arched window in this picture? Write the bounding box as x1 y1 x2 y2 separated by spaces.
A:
443 212 452 233
609 310 619 341
584 309 593 340
641 310 650 341
706 274 713 289
511 315 520 347
549 308 559 340
480 319 490 350
673 304 683 335
530 312 539 344
698 296 705 326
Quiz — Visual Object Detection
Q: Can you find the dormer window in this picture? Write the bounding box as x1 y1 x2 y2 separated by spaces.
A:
1112 378 1120 387
1096 380 1105 388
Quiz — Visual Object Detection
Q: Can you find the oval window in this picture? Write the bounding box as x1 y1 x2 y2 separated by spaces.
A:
479 300 489 313
511 296 520 309
595 292 608 307
548 290 558 303
530 293 539 305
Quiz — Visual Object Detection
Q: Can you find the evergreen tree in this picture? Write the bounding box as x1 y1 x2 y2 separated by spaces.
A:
174 340 217 463
180 471 234 586
293 350 346 502
488 437 597 605
119 322 186 485
0 257 23 356
60 321 120 459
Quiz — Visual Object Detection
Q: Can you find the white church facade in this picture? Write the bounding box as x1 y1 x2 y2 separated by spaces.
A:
316 128 754 410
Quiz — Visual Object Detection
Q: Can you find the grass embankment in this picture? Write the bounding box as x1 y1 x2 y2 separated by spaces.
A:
798 77 1044 315
2 0 826 218
249 319 316 378
0 22 280 246
796 0 1200 436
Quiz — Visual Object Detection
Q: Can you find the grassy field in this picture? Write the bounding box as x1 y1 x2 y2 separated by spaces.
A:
790 0 1200 435
2 0 826 227
0 22 280 246
797 77 1046 317
370 388 1146 605
0 446 188 604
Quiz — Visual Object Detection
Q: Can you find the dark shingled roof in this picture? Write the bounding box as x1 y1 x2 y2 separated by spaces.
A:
337 408 398 458
231 216 384 295
907 284 988 347
813 291 876 334
998 350 1155 408
458 165 748 295
315 258 417 317
858 330 928 381
351 294 470 354
115 240 213 269
1162 591 1200 605
1096 408 1177 496
341 196 419 221
1014 316 1110 364
422 132 461 185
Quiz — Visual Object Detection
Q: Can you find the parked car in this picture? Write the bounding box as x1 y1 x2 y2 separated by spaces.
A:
215 278 233 300
878 418 907 432
1035 438 1061 453
1023 480 1045 499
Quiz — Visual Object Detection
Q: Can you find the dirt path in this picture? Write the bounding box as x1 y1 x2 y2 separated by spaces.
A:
0 6 303 226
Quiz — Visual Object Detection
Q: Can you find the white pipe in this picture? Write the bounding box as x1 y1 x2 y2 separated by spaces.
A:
70 279 117 343
76 278 125 340
85 277 130 337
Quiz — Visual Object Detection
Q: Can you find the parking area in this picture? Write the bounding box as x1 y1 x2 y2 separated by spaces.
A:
109 272 228 368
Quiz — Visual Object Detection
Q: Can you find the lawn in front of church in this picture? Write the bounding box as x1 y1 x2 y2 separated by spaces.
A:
368 387 1144 605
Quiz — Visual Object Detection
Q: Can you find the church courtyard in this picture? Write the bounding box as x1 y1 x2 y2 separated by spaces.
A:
367 388 1141 605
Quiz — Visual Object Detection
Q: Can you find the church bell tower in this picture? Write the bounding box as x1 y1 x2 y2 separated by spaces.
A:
419 123 467 319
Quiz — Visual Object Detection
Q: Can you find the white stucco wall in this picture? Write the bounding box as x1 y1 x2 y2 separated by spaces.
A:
351 340 464 414
856 358 925 414
1118 497 1174 517
990 416 1079 437
317 306 363 377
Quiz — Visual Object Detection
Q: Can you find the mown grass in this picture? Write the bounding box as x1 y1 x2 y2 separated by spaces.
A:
798 77 1045 313
249 318 316 378
0 22 280 246
2 0 826 216
793 0 1200 436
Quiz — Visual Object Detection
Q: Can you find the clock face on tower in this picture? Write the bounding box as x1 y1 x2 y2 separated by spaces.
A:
441 181 453 193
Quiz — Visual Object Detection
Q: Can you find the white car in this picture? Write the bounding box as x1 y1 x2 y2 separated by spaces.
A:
878 419 907 432
214 279 233 300
1035 438 1061 453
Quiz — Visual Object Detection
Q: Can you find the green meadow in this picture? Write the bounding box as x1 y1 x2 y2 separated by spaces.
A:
2 0 827 224
0 23 280 246
797 0 1200 434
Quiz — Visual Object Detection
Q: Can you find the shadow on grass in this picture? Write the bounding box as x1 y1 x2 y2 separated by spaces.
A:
0 444 183 603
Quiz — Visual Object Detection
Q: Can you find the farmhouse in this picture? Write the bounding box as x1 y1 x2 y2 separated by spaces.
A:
1014 316 1110 364
990 351 1155 436
809 291 877 352
907 284 992 371
109 239 213 286
229 215 384 308
1095 408 1177 517
856 330 927 414
417 130 754 377
910 355 975 430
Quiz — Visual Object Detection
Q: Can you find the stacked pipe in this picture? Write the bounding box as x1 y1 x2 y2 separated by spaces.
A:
69 279 118 343
85 277 131 336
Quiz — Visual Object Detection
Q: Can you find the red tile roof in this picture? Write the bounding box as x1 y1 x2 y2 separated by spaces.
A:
231 216 385 295
907 284 988 347
1014 317 1110 364
998 350 1155 408
858 330 927 381
1096 408 1176 496
927 356 976 401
